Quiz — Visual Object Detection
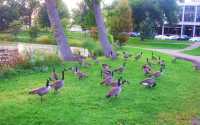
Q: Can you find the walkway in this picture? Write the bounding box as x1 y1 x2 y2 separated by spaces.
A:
130 42 200 68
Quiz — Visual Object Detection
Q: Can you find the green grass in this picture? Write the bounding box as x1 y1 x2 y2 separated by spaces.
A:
128 37 190 49
0 31 88 45
0 48 199 125
184 47 200 56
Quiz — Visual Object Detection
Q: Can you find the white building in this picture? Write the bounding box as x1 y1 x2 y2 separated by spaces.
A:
159 0 200 37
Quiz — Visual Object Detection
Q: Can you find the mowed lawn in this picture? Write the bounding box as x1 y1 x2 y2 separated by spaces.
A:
184 47 200 56
0 48 200 125
128 37 190 49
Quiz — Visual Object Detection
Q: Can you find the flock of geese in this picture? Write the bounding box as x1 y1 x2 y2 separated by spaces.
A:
29 51 166 102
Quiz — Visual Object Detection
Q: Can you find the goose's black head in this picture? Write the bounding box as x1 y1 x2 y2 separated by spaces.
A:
46 79 50 87
160 67 163 72
122 80 129 85
143 64 147 68
61 70 65 80
75 66 79 72
48 77 52 81
117 77 123 86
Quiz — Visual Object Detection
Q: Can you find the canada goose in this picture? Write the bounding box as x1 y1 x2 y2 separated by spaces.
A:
100 75 113 85
172 57 177 63
50 70 65 93
74 67 88 80
152 52 158 62
111 77 129 87
134 52 143 61
51 66 58 81
29 79 51 102
101 64 112 79
106 77 128 98
101 70 113 80
143 64 152 75
194 64 200 70
151 68 163 78
123 52 132 61
146 58 152 67
116 52 121 57
140 77 156 88
91 54 99 64
159 60 166 69
113 62 126 73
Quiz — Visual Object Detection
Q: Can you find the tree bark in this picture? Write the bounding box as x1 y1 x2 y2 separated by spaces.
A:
45 0 73 61
92 0 116 58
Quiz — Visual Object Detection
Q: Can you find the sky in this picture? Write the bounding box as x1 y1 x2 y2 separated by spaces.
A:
62 0 114 13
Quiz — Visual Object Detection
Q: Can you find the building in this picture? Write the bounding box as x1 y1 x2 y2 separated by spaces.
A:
158 0 200 37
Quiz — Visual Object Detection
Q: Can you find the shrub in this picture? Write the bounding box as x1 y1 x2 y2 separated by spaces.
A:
36 35 52 44
82 39 103 56
93 46 103 56
0 33 15 42
0 67 18 79
18 50 61 69
9 20 22 36
69 39 83 47
107 34 114 43
90 27 98 40
114 32 129 46
29 26 39 39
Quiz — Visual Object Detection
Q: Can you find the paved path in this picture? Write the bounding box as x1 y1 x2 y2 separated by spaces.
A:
128 42 200 66
178 42 200 52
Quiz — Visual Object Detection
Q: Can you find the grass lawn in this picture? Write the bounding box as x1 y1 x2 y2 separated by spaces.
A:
184 47 200 56
128 37 190 49
0 48 199 125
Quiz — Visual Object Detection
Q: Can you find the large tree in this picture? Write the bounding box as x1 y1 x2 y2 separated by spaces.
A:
105 0 133 41
0 0 21 30
38 1 70 29
20 0 40 28
72 1 96 29
38 4 51 28
85 0 116 58
45 0 73 61
129 0 178 39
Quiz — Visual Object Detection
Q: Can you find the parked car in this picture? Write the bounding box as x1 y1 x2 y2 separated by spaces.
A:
168 35 179 40
189 37 200 42
177 35 190 41
154 35 169 40
129 32 140 37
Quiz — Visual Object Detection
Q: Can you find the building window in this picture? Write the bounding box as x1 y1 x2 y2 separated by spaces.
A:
178 7 183 22
196 6 200 22
184 6 195 22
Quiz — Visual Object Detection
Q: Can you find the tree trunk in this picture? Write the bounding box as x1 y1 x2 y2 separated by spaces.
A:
92 0 116 58
28 13 32 28
45 0 73 61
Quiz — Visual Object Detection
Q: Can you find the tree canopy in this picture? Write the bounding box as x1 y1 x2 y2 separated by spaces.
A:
129 0 178 39
72 1 96 29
